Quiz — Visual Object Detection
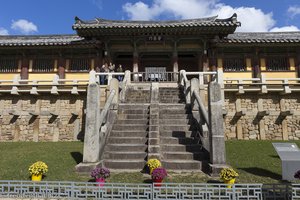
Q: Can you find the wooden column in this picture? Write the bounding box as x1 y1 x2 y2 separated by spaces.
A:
57 57 65 79
133 51 139 72
94 52 103 72
197 53 203 71
252 49 260 78
20 58 29 79
172 51 178 81
297 50 300 78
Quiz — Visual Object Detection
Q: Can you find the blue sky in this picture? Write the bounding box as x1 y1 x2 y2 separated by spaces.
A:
0 0 300 35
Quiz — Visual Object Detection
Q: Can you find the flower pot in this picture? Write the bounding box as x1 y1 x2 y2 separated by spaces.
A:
31 174 42 181
153 178 163 187
224 178 235 188
96 177 105 187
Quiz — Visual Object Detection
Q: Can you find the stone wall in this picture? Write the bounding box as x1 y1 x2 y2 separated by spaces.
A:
224 93 300 140
0 94 86 142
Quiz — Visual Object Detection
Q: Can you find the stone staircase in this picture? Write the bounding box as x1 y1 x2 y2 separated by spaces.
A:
103 84 206 171
159 86 205 171
103 104 149 170
102 88 150 170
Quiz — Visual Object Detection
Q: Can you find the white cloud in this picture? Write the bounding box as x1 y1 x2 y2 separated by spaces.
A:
270 25 300 32
288 6 300 18
122 0 297 32
11 19 38 34
0 27 9 35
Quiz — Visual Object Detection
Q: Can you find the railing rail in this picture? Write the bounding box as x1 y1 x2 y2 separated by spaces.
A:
131 72 179 82
0 75 89 95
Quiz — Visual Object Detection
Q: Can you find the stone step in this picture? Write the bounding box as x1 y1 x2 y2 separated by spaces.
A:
160 125 196 132
162 160 202 170
159 119 191 125
112 124 149 131
160 137 200 145
118 109 149 114
159 100 186 104
160 130 198 138
159 109 188 114
106 144 147 152
110 130 148 137
104 160 146 170
118 114 149 120
159 104 188 109
114 119 149 125
162 152 205 160
159 114 192 119
119 104 150 110
108 137 148 144
104 152 147 160
161 144 202 152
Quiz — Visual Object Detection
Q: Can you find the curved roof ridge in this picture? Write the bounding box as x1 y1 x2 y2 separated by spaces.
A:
73 13 240 31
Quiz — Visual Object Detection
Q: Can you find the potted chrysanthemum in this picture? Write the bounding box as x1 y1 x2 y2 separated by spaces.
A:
28 161 48 181
91 167 110 186
220 168 238 188
146 158 162 174
151 167 167 186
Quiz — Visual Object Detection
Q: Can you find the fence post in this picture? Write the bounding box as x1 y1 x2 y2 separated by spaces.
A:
208 82 227 175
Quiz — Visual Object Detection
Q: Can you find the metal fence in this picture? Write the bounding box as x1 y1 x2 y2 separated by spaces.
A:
0 181 264 199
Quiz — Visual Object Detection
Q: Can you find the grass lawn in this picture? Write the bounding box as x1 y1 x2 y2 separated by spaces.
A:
0 140 298 183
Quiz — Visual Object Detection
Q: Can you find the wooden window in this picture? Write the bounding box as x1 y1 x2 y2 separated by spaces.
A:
32 58 54 72
266 57 289 71
0 58 18 72
69 58 90 72
223 58 246 72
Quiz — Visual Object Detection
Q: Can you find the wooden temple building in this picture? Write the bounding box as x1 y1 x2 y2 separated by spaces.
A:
0 13 299 81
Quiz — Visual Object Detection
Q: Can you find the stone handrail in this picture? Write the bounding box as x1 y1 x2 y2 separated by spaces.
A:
193 90 209 127
98 89 116 126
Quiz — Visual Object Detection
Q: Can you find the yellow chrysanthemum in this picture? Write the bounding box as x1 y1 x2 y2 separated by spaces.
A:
28 161 48 175
220 168 238 181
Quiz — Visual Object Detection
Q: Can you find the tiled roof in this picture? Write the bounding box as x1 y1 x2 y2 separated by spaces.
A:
73 14 240 30
0 34 97 47
220 32 300 44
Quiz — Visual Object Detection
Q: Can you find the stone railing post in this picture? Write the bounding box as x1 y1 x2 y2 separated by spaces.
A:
109 78 119 110
124 70 131 84
120 70 131 102
208 82 227 175
76 82 101 172
89 70 96 84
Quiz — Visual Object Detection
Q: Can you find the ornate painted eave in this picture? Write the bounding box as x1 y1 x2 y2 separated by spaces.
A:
73 14 241 37
0 34 99 47
218 32 300 44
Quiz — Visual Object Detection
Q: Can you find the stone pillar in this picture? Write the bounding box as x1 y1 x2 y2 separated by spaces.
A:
20 58 29 79
57 57 65 79
81 83 101 163
208 82 227 175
